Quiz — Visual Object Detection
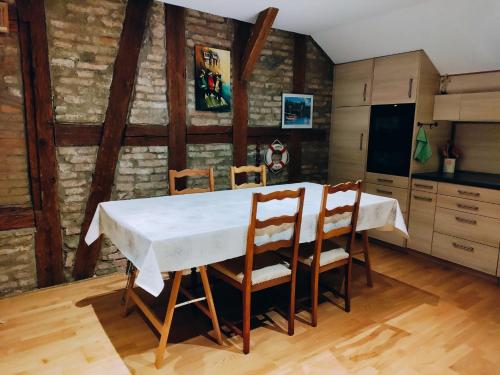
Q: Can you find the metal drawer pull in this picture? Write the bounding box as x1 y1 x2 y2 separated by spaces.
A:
359 133 363 150
457 190 480 197
408 78 413 98
363 83 367 102
414 183 433 189
452 242 474 252
414 195 432 202
377 178 393 184
457 203 479 211
376 189 393 195
455 216 477 225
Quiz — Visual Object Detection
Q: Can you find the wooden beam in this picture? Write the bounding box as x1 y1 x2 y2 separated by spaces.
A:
165 4 186 173
288 33 307 183
240 7 278 81
17 0 64 287
0 207 35 231
54 123 168 146
73 0 152 280
232 21 251 178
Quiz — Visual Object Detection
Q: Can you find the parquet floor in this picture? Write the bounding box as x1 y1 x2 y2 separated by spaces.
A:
0 242 499 374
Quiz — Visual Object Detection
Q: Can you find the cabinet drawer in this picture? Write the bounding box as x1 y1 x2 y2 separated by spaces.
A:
434 207 500 247
411 179 437 193
438 182 500 205
365 172 409 188
432 232 499 275
408 191 436 254
365 183 408 212
437 195 500 220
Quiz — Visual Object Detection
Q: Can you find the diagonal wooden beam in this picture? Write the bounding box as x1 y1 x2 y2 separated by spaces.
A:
240 7 279 81
17 0 64 286
73 0 152 280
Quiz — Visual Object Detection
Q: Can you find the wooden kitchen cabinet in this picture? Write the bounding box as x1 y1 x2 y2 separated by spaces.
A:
459 92 500 122
407 189 436 254
328 106 370 185
372 52 420 105
333 59 374 107
433 94 461 121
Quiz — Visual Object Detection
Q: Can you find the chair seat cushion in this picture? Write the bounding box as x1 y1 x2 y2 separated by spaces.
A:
299 247 349 267
211 252 291 285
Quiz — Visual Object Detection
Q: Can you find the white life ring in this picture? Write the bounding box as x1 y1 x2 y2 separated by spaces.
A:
265 139 289 174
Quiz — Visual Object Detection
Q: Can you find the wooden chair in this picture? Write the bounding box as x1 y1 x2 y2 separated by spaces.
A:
209 188 305 354
169 168 215 195
289 181 362 327
230 165 267 190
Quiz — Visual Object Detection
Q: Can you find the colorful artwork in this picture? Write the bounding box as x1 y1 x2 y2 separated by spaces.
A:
194 45 231 112
281 93 313 129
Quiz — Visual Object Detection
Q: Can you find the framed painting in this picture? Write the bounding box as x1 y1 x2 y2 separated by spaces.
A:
194 45 231 112
281 93 313 129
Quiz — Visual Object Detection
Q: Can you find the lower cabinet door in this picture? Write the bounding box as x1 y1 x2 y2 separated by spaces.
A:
432 232 499 275
407 190 436 254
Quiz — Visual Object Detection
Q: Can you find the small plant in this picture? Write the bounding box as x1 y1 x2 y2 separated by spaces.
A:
441 140 462 159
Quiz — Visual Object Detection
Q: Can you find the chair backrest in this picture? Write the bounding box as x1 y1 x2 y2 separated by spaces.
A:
230 165 267 190
316 181 363 247
243 188 305 285
169 168 215 195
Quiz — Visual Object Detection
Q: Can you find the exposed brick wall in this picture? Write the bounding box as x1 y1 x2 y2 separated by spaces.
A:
128 2 167 125
305 39 333 129
301 141 329 183
248 29 294 128
185 9 234 126
45 0 126 123
0 228 37 296
187 143 232 190
0 27 31 206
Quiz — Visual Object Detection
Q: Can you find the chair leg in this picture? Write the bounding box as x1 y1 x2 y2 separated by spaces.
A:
288 279 296 336
242 289 251 354
345 259 352 312
198 266 223 345
362 231 374 288
122 267 137 318
310 264 319 327
155 271 182 369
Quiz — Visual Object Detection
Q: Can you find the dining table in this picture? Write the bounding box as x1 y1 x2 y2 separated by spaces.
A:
85 181 408 367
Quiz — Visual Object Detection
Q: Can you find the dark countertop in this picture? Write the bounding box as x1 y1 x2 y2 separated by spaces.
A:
412 171 500 190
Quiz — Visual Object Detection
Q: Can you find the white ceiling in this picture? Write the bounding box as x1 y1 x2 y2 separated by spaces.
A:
161 0 500 74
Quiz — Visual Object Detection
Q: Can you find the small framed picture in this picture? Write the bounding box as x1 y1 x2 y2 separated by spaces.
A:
281 93 313 129
0 3 9 34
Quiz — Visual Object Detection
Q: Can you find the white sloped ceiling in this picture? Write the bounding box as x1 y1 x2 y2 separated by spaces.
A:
161 0 500 74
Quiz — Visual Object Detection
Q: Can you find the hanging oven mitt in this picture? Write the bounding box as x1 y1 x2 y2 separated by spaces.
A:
414 127 432 163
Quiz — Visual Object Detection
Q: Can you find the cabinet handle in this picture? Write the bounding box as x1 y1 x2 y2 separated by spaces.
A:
455 216 477 225
413 195 432 202
452 242 474 253
376 188 393 196
408 78 413 98
414 183 434 190
359 133 363 150
363 83 367 102
457 203 479 211
377 178 393 184
457 189 480 197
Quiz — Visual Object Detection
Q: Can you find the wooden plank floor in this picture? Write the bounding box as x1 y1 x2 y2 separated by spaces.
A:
1 242 499 374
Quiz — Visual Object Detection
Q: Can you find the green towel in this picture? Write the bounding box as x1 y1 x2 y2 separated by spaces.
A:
414 127 432 163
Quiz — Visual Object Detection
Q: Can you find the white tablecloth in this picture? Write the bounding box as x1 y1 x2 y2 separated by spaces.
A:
86 182 407 296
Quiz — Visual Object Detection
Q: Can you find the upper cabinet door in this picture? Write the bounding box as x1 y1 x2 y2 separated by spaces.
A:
372 52 420 105
333 59 374 107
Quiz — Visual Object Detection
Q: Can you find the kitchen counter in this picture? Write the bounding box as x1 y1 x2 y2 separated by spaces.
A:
412 171 500 190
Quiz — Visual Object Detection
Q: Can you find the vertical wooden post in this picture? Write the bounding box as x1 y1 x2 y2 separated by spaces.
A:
165 4 186 178
232 21 251 184
73 0 152 280
17 0 64 286
289 33 307 183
